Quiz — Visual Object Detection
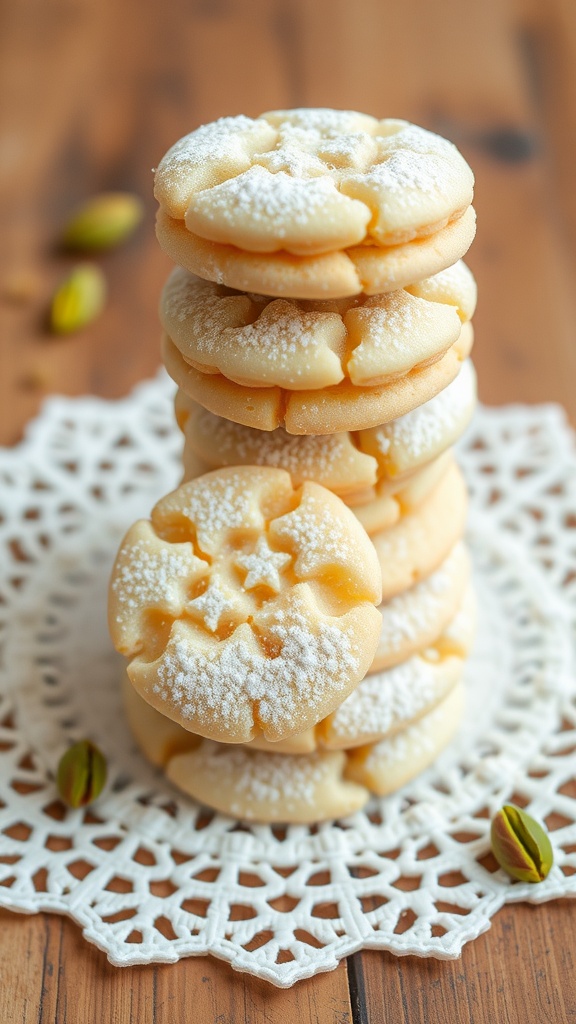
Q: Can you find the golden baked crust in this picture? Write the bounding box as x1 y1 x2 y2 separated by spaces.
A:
162 323 473 435
156 205 476 300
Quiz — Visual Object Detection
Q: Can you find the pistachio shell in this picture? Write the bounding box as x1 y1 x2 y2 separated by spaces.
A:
56 739 107 808
490 804 553 883
50 265 106 334
62 192 144 250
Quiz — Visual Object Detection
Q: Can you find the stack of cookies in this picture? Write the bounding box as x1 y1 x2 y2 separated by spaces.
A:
109 109 478 823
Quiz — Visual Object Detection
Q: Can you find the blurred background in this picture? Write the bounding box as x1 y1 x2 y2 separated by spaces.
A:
1 0 575 446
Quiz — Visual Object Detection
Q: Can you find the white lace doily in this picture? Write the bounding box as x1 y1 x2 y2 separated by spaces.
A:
0 374 575 988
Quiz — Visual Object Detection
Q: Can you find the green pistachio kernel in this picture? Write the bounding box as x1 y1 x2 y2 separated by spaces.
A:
490 804 553 883
62 192 144 251
50 264 106 334
56 739 107 809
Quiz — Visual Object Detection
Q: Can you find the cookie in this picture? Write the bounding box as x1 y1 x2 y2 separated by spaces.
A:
166 742 369 823
344 681 465 795
160 261 475 390
156 205 476 300
373 460 468 600
358 358 477 477
162 322 473 435
109 467 382 745
155 110 474 254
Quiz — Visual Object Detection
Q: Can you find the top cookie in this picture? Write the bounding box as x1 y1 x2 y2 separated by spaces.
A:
155 109 474 256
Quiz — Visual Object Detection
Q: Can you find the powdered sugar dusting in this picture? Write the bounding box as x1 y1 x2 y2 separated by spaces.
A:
192 742 334 811
164 270 227 325
157 115 269 177
188 578 237 632
377 545 463 652
191 167 350 233
171 473 262 549
362 696 447 769
234 537 291 593
272 493 354 575
231 304 339 359
255 139 327 178
372 360 476 460
329 655 444 741
112 536 206 625
188 410 377 488
318 132 378 169
360 150 446 199
349 290 419 354
153 611 358 735
161 268 253 342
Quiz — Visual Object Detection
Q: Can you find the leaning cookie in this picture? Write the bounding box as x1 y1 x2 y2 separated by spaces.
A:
162 322 473 435
157 206 476 300
373 460 468 600
124 630 467 762
344 682 465 796
109 467 382 745
358 358 477 478
155 110 474 254
160 261 476 391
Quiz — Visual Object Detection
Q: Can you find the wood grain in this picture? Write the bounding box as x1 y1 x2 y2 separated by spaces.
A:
356 900 576 1024
0 0 575 1019
0 909 354 1024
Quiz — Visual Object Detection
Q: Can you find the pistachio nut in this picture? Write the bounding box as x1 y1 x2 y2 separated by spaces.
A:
62 192 144 251
56 739 107 808
490 804 553 883
50 265 106 334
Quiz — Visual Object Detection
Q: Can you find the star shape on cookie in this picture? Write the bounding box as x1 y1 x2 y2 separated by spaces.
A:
234 537 291 593
188 577 238 632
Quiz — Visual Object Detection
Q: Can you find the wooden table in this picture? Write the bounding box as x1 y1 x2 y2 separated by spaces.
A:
1 0 575 1020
